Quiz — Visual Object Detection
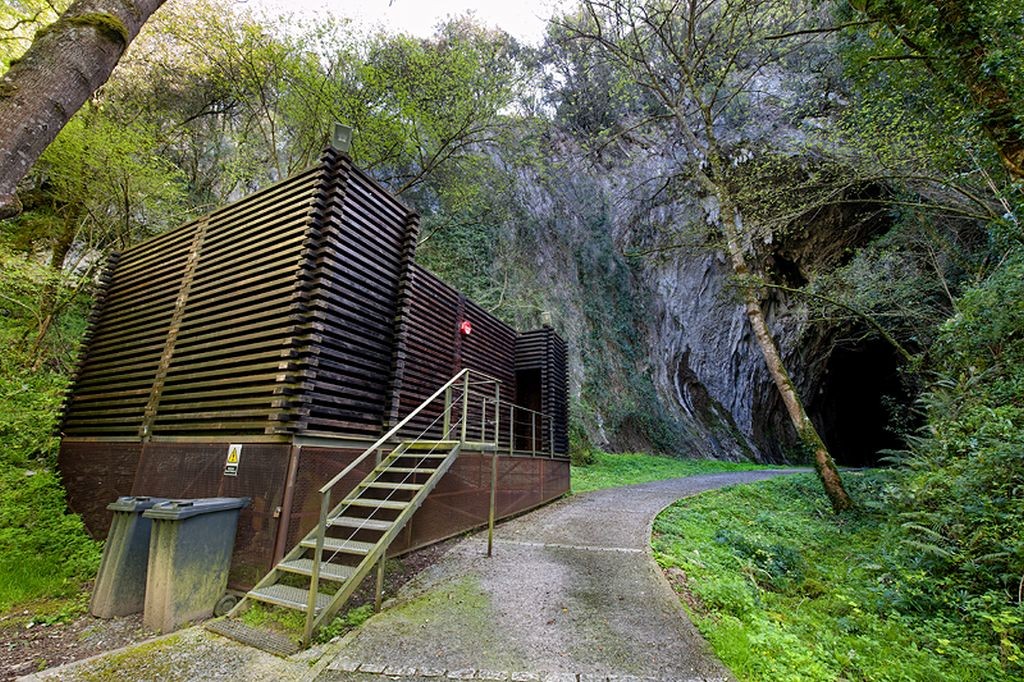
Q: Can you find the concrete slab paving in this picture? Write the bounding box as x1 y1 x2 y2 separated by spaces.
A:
320 470 798 681
18 625 320 681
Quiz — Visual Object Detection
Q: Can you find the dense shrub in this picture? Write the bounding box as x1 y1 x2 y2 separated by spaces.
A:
882 252 1024 665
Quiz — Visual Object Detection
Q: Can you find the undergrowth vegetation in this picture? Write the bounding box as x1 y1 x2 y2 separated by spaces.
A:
653 474 1022 682
0 247 99 615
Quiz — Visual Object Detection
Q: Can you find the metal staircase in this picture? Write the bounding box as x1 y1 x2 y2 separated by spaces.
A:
221 369 500 646
242 439 462 638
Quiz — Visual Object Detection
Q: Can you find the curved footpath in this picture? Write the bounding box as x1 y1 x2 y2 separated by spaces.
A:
22 469 797 682
319 469 797 682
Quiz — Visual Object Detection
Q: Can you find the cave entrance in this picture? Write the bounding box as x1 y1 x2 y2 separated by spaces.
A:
812 339 915 467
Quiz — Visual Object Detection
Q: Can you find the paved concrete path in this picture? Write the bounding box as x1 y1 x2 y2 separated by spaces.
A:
21 470 798 682
319 470 797 682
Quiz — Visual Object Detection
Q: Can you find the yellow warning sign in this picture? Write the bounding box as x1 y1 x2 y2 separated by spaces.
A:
224 444 242 476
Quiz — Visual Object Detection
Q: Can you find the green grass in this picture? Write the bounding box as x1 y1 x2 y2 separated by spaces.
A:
239 599 376 645
0 555 84 614
652 473 1021 682
0 466 101 615
238 602 308 641
570 450 773 494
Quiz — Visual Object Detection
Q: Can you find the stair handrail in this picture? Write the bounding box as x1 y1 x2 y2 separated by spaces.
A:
316 368 500 496
305 368 502 639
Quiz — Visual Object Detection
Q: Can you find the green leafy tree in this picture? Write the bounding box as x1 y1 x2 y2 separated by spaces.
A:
563 0 853 510
0 0 68 67
10 105 185 346
843 0 1024 183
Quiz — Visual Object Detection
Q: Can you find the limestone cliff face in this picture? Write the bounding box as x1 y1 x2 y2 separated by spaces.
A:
499 130 891 462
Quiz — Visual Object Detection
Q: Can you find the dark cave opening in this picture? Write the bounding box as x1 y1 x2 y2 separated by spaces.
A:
811 339 916 468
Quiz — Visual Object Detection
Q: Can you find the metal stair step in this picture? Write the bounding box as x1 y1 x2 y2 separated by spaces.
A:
279 557 358 580
363 482 424 491
404 440 458 449
377 467 437 474
389 451 449 459
342 498 410 510
329 516 393 531
206 618 300 657
247 584 330 612
298 538 375 556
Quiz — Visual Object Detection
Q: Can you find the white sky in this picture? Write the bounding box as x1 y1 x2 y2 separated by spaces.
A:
241 0 569 45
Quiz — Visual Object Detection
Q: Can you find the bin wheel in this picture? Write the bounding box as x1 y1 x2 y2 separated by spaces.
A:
214 593 238 617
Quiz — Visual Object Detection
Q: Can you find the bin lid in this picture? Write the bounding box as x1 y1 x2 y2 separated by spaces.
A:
106 496 171 513
142 497 251 520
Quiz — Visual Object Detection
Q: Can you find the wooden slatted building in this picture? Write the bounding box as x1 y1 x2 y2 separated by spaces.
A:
58 148 569 588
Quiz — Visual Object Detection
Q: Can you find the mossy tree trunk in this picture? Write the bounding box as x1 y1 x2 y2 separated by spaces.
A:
0 0 167 219
704 140 854 513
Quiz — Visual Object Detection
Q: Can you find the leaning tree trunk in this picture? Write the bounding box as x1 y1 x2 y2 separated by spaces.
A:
688 122 854 511
720 203 854 512
0 0 167 219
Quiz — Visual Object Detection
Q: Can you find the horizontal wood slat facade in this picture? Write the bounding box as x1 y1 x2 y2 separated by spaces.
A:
515 328 570 454
299 158 418 438
60 148 568 455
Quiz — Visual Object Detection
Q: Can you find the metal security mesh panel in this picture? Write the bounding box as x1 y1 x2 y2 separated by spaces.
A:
56 441 143 537
130 443 291 589
389 451 570 554
284 447 373 550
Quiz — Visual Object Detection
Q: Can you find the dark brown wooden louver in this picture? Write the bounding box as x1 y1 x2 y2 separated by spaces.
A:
515 327 569 454
58 148 570 590
62 150 418 440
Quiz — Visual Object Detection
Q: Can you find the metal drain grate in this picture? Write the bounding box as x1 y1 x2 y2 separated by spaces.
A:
205 618 300 657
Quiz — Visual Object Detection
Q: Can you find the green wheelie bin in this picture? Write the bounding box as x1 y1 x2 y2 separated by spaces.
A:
90 496 170 619
141 497 250 633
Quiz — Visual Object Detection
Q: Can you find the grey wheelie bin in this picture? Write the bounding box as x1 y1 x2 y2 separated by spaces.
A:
141 497 250 633
90 496 170 618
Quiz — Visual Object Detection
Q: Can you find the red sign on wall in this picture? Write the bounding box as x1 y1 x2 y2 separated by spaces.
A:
459 320 472 335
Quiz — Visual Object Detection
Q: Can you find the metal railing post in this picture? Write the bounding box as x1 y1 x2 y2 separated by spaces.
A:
375 557 385 612
304 491 330 644
549 416 555 457
509 404 514 455
443 386 452 436
531 412 536 456
460 372 470 444
480 396 486 442
487 451 498 557
493 383 500 450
